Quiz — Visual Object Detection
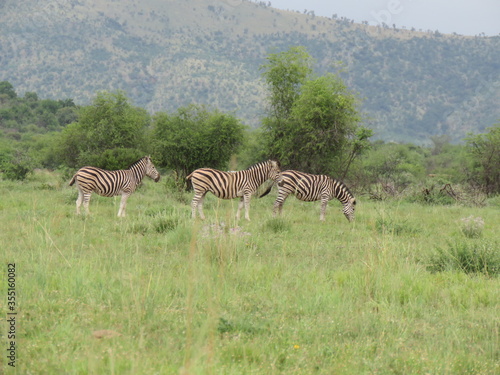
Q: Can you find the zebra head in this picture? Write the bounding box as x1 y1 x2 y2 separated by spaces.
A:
343 197 356 222
145 156 161 182
268 160 282 184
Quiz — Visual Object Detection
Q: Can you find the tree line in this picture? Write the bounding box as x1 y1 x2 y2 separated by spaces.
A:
0 48 498 196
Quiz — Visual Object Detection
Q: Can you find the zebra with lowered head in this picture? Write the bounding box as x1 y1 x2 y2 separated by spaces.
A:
186 160 281 221
69 156 160 217
267 170 356 222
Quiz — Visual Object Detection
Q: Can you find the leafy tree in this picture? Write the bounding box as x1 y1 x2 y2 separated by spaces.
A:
237 128 268 168
425 142 467 183
260 46 313 121
0 132 14 166
0 81 17 99
261 47 369 177
430 134 452 156
152 105 245 188
361 142 427 190
261 47 312 164
24 92 39 102
56 91 150 169
27 132 63 170
53 122 82 168
56 106 78 126
466 124 500 194
0 83 77 135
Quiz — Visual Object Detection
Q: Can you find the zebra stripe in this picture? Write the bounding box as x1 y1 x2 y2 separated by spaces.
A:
186 160 281 221
273 170 356 221
69 156 160 217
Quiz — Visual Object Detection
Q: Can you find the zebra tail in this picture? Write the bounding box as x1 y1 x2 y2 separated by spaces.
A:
185 172 193 180
69 174 77 186
259 184 273 198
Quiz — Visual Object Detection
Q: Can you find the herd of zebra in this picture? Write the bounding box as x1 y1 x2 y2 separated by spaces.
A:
69 156 356 221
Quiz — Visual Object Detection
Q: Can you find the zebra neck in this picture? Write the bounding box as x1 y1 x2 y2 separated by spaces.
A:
247 166 269 186
129 164 146 183
330 181 353 204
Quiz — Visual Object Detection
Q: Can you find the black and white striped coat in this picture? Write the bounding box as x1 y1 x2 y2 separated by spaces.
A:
186 160 281 221
69 156 160 217
272 170 356 221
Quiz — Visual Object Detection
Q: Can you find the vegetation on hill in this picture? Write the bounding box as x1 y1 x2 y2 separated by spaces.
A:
0 0 499 143
0 81 77 136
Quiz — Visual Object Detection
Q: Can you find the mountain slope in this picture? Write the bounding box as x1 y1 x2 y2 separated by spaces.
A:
1 0 499 143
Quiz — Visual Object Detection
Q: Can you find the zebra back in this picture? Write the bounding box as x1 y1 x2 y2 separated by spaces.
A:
70 156 160 197
187 160 281 199
280 170 356 221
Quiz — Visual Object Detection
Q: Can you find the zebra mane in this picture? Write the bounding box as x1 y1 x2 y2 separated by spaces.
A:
127 156 149 170
246 160 279 171
332 177 355 201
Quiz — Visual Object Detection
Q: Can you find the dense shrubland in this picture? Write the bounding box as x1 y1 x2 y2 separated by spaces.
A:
1 75 498 197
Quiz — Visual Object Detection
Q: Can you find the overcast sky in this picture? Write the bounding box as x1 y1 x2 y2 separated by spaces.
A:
267 0 499 36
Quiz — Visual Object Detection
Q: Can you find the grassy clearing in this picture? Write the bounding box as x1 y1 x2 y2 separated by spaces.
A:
1 171 499 374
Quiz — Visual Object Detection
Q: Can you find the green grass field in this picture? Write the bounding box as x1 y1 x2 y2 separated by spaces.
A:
1 171 499 374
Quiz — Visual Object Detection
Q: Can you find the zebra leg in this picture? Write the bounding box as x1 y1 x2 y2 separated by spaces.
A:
273 194 288 217
236 197 245 220
197 194 206 220
243 194 251 221
191 195 198 219
82 193 92 215
320 197 329 221
191 192 206 220
75 188 84 215
118 193 129 217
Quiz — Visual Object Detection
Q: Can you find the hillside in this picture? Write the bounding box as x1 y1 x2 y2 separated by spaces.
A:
1 0 499 143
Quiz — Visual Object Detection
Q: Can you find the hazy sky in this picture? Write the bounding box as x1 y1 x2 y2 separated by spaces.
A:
267 0 499 36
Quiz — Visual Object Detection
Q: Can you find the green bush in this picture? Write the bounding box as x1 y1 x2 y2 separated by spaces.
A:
89 147 145 170
154 216 179 233
263 218 291 233
1 162 32 181
404 185 456 205
55 91 149 168
427 240 499 276
152 105 245 187
485 195 500 207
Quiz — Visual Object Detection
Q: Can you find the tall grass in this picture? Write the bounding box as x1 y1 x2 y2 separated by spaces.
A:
1 172 499 374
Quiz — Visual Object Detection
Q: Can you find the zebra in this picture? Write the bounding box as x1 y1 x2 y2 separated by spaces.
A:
69 156 160 217
267 170 356 222
186 160 282 221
